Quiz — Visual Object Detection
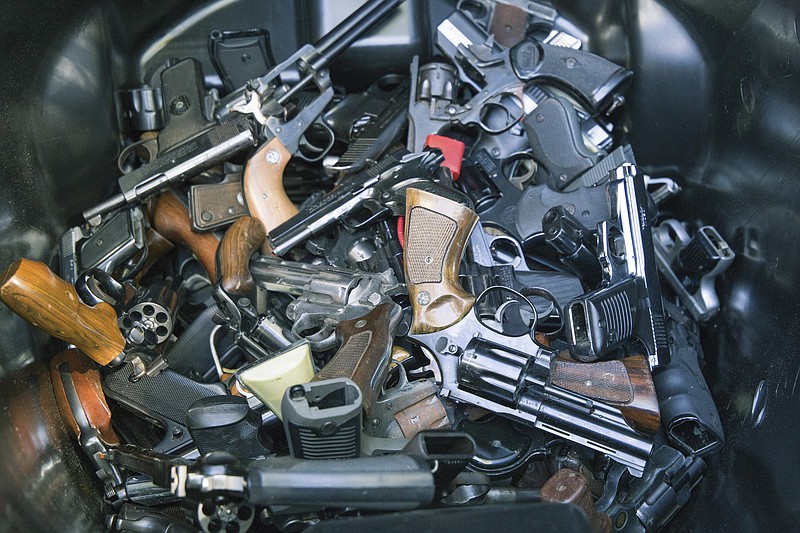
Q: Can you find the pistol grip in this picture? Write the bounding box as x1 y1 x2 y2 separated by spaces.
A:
219 216 267 295
50 348 120 445
313 302 402 416
404 188 479 335
243 137 299 253
152 191 220 280
551 355 661 435
0 259 125 366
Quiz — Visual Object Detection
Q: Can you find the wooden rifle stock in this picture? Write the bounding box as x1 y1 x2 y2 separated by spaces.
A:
551 355 661 435
0 259 125 366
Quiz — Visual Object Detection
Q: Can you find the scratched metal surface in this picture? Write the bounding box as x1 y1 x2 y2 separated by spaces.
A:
0 0 798 530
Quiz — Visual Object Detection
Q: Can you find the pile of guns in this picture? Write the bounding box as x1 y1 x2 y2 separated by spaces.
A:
0 1 735 531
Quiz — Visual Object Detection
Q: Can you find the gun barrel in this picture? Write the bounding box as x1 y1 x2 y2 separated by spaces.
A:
310 0 406 72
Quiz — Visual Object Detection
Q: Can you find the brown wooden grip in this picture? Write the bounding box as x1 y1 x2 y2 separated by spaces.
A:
133 228 175 284
152 191 220 280
0 259 125 365
541 469 611 533
243 137 299 253
551 355 661 435
49 348 120 446
313 302 402 416
404 188 479 335
219 215 266 295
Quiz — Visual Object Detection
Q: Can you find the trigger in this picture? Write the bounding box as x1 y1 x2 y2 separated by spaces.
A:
344 199 392 231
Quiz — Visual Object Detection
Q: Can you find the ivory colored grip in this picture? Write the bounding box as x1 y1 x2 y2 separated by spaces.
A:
404 188 478 335
0 259 125 365
243 137 299 253
152 191 219 280
219 216 266 295
50 348 120 445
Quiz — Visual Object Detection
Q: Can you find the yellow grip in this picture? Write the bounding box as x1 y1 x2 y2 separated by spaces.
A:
0 259 125 365
404 188 479 334
243 137 300 253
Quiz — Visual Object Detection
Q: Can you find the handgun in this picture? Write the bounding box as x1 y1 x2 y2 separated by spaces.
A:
102 364 227 454
313 302 403 418
266 149 445 257
653 219 734 322
463 222 585 316
84 0 406 237
216 0 407 254
557 164 671 370
653 301 724 457
323 73 411 173
151 190 220 280
248 254 403 351
404 187 657 475
407 10 631 152
597 445 706 533
60 207 147 284
1 259 127 367
49 349 122 483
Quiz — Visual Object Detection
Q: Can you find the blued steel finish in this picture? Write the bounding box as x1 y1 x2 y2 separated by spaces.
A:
0 0 798 531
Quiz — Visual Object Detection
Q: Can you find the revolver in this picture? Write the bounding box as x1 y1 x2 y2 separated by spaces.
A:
248 255 404 351
403 186 658 475
407 10 631 152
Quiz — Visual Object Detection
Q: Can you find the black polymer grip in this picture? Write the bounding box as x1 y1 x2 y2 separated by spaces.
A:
522 96 597 187
102 365 227 453
510 38 632 112
185 396 272 459
653 304 724 457
246 455 434 510
164 305 225 380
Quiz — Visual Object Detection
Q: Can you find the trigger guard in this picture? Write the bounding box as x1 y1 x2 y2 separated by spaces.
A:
468 92 525 135
343 199 392 231
291 314 337 351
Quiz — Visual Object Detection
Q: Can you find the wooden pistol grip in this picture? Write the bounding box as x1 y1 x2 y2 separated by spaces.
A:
313 303 402 416
243 137 299 253
152 191 219 280
551 355 661 435
404 188 478 334
219 216 266 295
0 259 125 366
542 469 612 533
50 348 120 446
133 228 175 284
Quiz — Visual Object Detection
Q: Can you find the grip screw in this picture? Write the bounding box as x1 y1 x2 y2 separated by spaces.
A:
417 291 431 305
266 150 281 164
